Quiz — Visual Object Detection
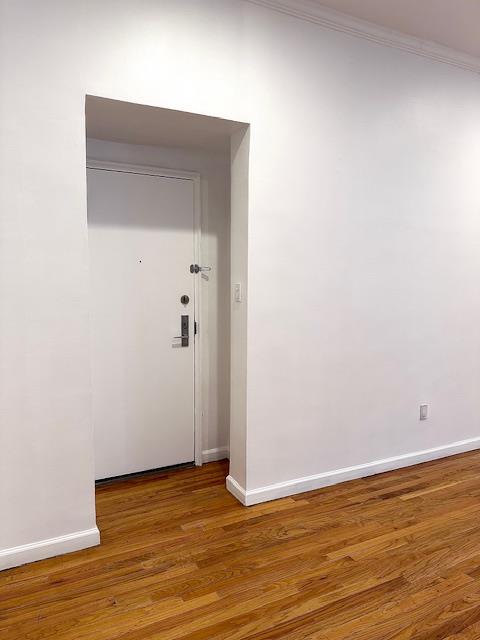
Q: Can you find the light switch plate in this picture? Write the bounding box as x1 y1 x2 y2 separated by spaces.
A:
234 283 242 303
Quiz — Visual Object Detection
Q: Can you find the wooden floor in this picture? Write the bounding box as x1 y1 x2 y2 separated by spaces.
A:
3 453 480 639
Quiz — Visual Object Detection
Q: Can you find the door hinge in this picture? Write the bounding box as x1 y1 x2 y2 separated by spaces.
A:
194 321 198 335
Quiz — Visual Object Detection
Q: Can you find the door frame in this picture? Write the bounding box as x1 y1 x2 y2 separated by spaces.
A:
86 158 204 467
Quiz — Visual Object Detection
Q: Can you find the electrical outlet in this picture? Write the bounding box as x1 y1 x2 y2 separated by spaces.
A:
419 404 428 420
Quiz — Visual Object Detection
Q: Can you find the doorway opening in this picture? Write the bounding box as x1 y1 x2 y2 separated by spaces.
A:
85 96 248 485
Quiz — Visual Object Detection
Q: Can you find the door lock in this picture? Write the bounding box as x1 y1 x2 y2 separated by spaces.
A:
174 315 189 347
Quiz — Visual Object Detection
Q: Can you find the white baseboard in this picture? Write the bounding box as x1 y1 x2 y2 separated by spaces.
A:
202 446 230 463
226 436 480 506
0 527 101 571
226 475 248 505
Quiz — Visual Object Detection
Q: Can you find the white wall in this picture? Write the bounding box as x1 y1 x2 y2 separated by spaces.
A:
86 138 231 460
244 13 480 495
1 0 480 565
229 127 250 489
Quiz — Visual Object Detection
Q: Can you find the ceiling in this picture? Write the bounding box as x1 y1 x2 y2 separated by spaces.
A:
314 0 480 59
86 96 245 152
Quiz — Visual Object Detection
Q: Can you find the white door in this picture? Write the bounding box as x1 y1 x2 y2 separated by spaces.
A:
87 168 196 480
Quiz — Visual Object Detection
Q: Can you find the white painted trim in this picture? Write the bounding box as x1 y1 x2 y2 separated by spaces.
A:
192 177 203 467
0 527 100 571
86 159 199 181
226 475 247 505
246 0 480 75
86 159 205 467
227 436 480 506
202 446 230 463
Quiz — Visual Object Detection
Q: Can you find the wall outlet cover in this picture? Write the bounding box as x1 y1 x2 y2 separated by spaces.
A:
420 404 428 420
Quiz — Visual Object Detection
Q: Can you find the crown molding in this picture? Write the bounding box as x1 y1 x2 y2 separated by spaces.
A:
246 0 480 75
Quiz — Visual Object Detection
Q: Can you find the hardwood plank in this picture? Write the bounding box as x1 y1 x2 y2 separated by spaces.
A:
2 453 480 639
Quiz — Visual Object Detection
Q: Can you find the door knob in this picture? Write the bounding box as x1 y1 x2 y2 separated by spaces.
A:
190 264 211 274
